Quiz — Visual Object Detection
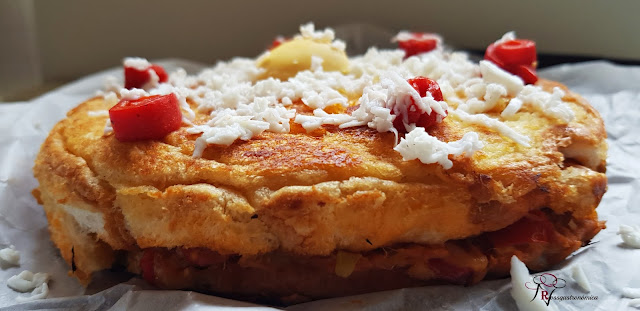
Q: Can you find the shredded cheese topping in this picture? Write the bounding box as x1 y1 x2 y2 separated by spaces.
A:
394 130 484 169
100 27 577 169
123 57 151 71
451 110 531 147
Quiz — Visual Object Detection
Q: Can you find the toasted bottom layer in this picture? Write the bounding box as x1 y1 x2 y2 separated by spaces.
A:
117 209 603 305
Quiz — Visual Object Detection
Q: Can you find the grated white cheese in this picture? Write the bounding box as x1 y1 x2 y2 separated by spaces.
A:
510 256 557 311
99 25 575 169
619 225 640 248
104 119 113 136
394 130 483 169
502 97 524 118
102 75 122 93
331 39 347 52
479 60 524 96
459 83 507 114
297 22 335 44
342 71 447 136
310 56 324 72
295 109 354 131
623 287 640 299
451 110 531 147
188 112 271 156
512 86 575 123
123 57 151 70
392 31 443 47
142 67 161 90
494 31 516 45
571 264 591 292
0 245 20 266
119 88 149 101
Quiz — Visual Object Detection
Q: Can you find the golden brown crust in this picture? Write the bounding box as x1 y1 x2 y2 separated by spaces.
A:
33 79 607 289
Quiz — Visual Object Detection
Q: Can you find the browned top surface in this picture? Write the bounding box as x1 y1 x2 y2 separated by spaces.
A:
33 79 607 257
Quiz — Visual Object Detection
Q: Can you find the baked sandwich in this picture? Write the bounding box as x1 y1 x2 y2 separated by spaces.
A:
33 24 607 304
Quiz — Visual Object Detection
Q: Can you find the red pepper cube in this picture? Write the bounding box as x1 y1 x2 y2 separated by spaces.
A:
124 64 168 89
109 93 182 142
396 32 440 58
392 77 447 132
494 39 537 66
484 38 539 85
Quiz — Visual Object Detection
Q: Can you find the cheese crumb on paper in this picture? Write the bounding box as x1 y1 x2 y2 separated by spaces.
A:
623 287 640 299
0 246 20 266
571 264 591 292
6 270 51 301
619 225 640 248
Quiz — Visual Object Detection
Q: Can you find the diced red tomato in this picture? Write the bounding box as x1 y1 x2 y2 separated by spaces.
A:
140 249 156 285
487 211 556 248
396 32 440 58
511 64 539 85
392 77 447 132
484 38 538 84
494 39 536 66
484 43 508 68
109 94 182 142
408 76 444 101
124 64 168 89
150 64 168 83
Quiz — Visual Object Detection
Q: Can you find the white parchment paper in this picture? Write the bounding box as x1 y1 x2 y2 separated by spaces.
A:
0 60 639 310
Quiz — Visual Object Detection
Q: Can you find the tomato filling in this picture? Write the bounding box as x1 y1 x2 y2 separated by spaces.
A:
487 210 556 247
135 209 602 301
140 248 156 285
